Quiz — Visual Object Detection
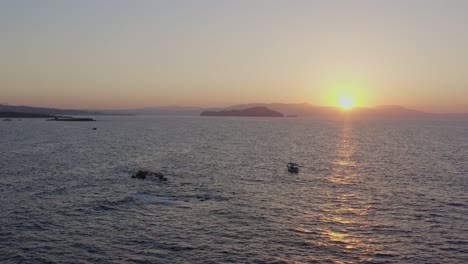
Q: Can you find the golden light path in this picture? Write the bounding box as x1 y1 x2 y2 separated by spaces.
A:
320 124 379 262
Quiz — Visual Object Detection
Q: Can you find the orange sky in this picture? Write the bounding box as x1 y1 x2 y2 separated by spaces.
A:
1 1 468 113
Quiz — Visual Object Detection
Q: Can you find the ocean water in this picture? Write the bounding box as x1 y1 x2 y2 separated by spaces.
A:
1 116 467 263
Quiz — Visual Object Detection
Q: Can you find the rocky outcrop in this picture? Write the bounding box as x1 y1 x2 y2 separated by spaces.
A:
131 170 167 181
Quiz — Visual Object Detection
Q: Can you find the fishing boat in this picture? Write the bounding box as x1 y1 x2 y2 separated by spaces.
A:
287 162 299 173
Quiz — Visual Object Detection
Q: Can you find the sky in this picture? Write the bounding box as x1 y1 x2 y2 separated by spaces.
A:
1 0 468 112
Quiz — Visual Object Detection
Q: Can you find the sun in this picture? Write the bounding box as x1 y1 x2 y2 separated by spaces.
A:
339 97 354 110
323 78 367 111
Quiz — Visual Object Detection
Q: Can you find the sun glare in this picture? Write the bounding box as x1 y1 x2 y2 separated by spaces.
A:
339 97 354 110
323 78 368 111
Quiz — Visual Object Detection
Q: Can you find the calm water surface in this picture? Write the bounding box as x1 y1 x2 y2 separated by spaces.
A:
1 117 467 263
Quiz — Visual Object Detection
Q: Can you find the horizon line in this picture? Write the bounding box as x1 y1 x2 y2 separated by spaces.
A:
1 102 468 115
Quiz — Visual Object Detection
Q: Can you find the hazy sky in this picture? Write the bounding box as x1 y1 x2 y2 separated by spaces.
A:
1 0 468 112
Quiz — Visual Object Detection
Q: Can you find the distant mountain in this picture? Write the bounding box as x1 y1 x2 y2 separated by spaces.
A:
102 106 211 116
0 111 57 118
226 103 468 120
226 102 341 118
201 107 284 117
0 104 101 116
353 105 431 120
2 103 467 120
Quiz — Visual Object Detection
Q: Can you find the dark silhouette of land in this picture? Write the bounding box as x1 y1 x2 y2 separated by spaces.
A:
0 111 56 118
101 103 468 120
0 104 102 116
200 107 284 117
2 103 467 120
104 106 210 116
224 103 468 120
47 117 96 122
0 111 96 121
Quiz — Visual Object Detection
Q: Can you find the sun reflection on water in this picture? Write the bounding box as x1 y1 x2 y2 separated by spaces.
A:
289 123 381 263
331 160 358 167
317 123 377 262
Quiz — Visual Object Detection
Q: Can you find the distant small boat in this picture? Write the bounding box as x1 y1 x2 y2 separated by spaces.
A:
287 162 299 173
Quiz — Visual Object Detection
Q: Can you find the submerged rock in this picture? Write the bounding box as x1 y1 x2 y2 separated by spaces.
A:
131 170 167 181
131 170 148 179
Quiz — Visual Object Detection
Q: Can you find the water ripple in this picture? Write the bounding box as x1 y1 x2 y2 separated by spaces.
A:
0 118 467 263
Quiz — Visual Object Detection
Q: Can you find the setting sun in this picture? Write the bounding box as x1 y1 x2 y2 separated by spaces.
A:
339 97 354 110
322 78 370 111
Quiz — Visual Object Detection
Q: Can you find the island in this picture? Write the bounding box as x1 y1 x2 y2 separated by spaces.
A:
200 107 284 117
0 111 56 118
47 117 96 121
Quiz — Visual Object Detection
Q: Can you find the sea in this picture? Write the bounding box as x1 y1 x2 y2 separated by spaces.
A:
1 116 467 263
